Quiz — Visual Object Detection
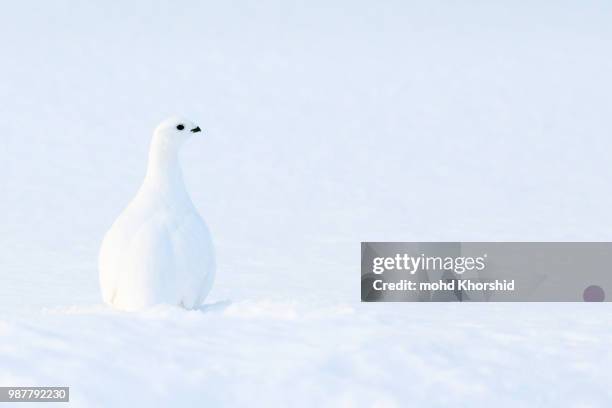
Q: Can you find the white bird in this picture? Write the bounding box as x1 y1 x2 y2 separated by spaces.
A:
99 117 215 311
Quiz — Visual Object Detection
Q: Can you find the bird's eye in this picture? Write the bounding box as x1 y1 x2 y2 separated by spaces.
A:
176 124 185 130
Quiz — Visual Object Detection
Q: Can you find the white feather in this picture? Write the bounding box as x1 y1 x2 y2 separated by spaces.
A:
99 117 215 311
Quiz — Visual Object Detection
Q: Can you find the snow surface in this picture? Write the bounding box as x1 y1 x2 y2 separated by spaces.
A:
1 1 612 406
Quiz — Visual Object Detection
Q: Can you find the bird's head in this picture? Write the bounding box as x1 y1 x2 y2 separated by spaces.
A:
153 116 202 148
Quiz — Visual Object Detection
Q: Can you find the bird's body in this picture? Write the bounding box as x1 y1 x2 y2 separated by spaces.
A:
99 117 214 311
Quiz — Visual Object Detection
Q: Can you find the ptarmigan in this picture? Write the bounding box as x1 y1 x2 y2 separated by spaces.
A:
99 117 215 311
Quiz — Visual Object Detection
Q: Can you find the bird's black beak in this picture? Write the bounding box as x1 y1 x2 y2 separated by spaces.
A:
190 126 201 133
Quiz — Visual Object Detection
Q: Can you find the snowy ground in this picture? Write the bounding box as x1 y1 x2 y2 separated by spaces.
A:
1 1 612 406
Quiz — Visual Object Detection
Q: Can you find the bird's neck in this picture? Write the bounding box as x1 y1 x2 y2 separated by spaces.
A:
144 137 186 194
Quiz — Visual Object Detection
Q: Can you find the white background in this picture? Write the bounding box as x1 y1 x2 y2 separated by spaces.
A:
1 1 611 406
